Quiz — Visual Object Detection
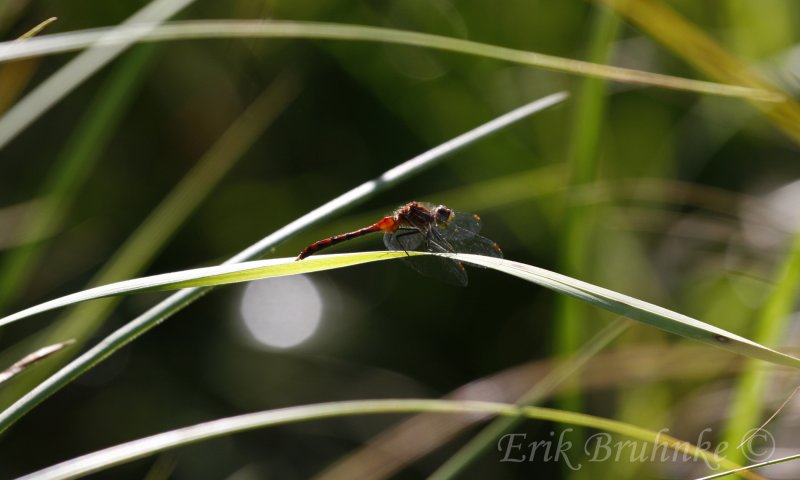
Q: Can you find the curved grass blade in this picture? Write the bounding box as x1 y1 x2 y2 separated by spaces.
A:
1 251 798 371
0 20 780 102
0 252 406 328
16 398 752 480
452 253 800 370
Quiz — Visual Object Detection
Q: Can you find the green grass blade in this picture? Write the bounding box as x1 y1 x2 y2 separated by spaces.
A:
16 398 753 480
0 252 406 327
0 20 780 101
722 230 800 462
0 94 567 434
1 252 798 371
457 254 800 369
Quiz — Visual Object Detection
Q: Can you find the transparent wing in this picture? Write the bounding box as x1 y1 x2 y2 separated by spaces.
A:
384 228 425 252
438 222 503 259
449 211 482 235
384 229 468 286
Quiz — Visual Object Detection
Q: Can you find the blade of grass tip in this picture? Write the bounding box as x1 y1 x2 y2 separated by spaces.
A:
0 340 74 386
0 72 300 408
16 399 753 480
555 2 621 420
15 17 58 41
723 231 800 463
0 20 781 102
598 0 800 146
0 0 195 152
428 319 631 480
0 93 568 434
449 254 800 369
0 45 156 316
0 17 58 115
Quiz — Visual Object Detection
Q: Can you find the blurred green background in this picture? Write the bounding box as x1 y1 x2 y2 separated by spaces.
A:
1 0 799 478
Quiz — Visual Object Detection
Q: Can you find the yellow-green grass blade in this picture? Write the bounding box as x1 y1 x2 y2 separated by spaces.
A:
0 252 405 328
0 20 780 102
723 230 800 461
16 398 755 480
1 251 798 371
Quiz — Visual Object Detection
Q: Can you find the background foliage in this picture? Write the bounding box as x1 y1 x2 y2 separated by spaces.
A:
1 1 799 478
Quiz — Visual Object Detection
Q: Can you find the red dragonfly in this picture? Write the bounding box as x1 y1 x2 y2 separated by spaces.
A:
296 201 502 286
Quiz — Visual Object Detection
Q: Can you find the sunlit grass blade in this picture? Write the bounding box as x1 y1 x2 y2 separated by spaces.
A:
1 251 798 372
455 254 800 369
15 398 755 480
0 20 781 101
0 252 405 328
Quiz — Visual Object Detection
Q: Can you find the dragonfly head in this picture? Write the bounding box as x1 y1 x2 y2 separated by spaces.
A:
433 205 453 225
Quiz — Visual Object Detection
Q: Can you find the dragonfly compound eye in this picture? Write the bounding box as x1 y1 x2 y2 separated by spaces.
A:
435 206 453 223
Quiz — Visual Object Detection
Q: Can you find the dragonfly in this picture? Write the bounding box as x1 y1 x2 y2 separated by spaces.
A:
296 201 502 286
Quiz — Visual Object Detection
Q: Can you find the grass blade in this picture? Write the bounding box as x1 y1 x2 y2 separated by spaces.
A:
16 398 753 480
1 252 798 372
0 252 405 328
0 20 780 101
